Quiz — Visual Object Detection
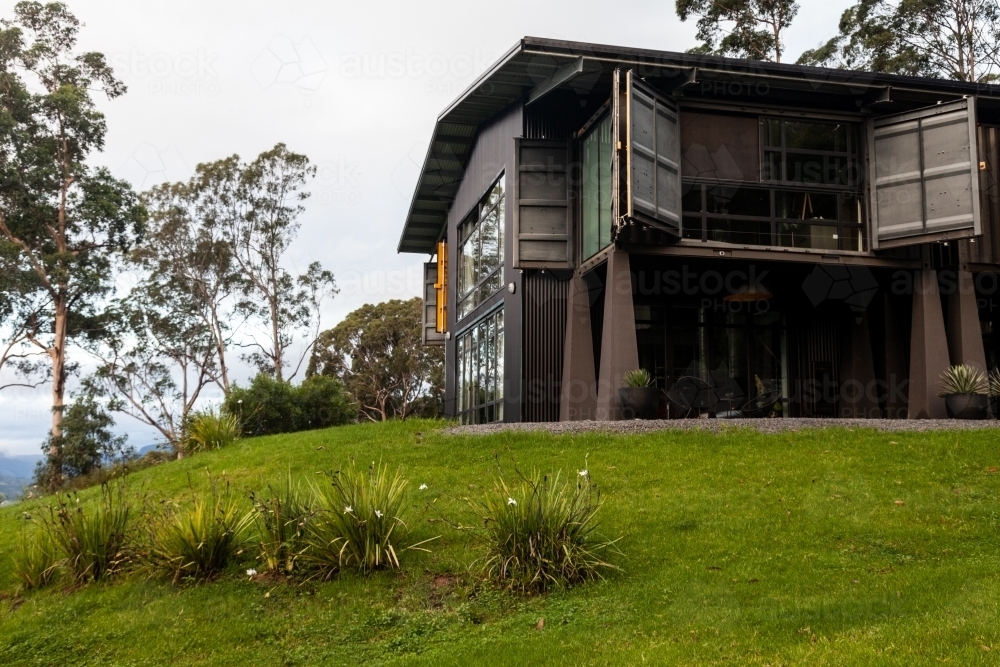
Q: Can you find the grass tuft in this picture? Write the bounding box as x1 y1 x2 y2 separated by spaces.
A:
11 521 60 591
250 474 310 575
144 482 251 583
301 461 433 578
184 409 241 455
470 469 620 594
46 479 133 583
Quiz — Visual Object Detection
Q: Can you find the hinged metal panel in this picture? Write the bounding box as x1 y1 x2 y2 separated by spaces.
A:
513 138 572 269
869 97 981 249
422 261 445 346
626 70 682 237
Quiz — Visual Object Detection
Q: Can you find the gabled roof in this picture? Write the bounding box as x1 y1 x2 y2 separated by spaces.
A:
398 36 1000 255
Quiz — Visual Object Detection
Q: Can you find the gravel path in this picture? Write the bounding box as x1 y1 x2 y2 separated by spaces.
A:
445 418 1000 436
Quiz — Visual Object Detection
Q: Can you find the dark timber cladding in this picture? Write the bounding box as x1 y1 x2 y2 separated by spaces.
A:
444 102 523 422
521 271 568 422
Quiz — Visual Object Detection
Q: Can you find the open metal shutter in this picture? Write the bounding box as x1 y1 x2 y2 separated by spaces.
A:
422 262 444 346
626 70 682 237
869 97 981 249
513 138 572 268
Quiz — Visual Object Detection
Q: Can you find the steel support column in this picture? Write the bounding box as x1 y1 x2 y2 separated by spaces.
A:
947 270 987 370
595 250 639 420
908 270 950 419
559 276 597 421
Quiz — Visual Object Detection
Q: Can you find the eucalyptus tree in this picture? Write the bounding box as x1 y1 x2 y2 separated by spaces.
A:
138 165 242 395
222 144 338 381
87 279 218 452
676 0 800 62
799 0 1000 82
308 298 443 421
0 2 145 479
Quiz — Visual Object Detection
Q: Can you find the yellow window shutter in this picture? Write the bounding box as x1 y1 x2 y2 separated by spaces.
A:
435 240 447 333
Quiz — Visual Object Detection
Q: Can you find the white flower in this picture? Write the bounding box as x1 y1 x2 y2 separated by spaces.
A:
507 497 517 506
375 509 384 518
246 568 257 577
578 470 588 477
344 506 353 514
419 484 428 490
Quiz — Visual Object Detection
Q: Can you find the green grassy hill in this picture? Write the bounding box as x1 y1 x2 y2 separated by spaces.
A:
2 420 1000 666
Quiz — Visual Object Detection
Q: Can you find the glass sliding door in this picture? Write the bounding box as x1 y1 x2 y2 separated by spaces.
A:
581 114 613 260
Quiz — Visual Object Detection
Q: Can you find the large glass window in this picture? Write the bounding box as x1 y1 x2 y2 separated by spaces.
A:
457 176 505 320
581 114 613 260
682 183 865 251
635 304 788 415
456 308 504 425
762 118 857 187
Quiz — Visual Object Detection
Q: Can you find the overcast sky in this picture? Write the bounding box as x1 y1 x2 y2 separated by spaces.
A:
0 0 854 457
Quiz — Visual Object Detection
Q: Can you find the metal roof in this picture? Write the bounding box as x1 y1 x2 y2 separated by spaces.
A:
397 37 1000 255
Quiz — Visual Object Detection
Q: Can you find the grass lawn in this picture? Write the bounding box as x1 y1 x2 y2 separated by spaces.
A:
2 420 1000 665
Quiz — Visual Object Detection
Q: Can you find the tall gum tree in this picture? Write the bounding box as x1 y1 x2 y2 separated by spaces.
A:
676 0 800 62
0 2 145 479
798 0 1000 82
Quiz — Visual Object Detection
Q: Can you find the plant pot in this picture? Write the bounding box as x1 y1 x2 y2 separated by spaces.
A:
619 387 660 420
944 393 989 420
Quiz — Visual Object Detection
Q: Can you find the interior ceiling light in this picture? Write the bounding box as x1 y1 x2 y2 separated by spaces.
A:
724 284 772 302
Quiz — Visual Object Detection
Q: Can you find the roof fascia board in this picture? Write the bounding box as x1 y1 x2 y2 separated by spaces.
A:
437 40 525 122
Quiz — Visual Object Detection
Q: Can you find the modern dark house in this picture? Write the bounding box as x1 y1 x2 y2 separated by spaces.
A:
400 37 1000 423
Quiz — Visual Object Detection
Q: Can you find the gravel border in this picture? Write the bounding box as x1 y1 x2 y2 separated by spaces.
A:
444 418 1000 436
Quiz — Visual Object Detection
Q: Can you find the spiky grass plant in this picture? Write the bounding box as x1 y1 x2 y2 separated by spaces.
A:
989 368 1000 397
184 409 241 455
250 474 311 575
938 364 988 396
12 521 60 590
47 479 133 583
301 461 433 579
622 368 654 388
470 469 620 594
145 483 251 583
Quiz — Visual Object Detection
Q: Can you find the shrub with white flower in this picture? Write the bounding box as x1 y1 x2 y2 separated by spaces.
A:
300 461 437 578
469 468 621 594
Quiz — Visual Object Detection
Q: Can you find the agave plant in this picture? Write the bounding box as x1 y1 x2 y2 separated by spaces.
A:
622 368 653 388
938 364 988 397
989 368 1000 397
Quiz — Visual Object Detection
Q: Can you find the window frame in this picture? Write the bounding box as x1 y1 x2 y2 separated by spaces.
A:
456 172 505 322
455 305 505 425
681 181 867 252
760 117 858 190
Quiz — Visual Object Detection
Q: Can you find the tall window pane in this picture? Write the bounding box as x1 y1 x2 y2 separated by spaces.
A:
582 114 613 260
457 174 505 321
456 308 505 425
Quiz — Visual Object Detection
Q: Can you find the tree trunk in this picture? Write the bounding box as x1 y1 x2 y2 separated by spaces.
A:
48 296 68 483
271 296 283 381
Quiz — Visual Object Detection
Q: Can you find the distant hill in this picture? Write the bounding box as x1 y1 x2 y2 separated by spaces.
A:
0 452 42 500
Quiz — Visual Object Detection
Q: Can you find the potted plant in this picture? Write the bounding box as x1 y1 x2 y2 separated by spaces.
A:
938 364 989 420
619 369 660 420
